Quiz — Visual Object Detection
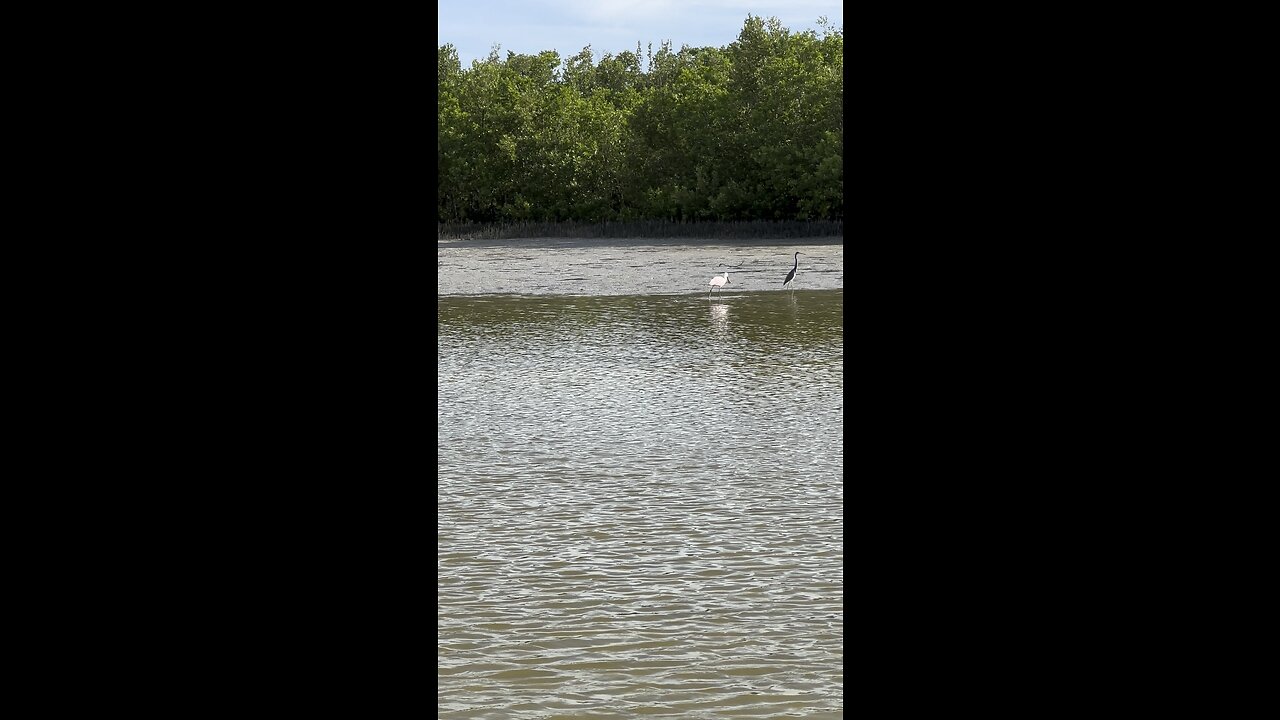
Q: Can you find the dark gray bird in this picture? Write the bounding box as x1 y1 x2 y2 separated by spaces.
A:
783 252 801 290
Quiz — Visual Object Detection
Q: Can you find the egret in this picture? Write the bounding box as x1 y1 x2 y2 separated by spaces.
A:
708 271 730 296
783 252 801 291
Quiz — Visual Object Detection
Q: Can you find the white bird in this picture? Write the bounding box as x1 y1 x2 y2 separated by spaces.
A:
783 252 801 291
708 271 730 296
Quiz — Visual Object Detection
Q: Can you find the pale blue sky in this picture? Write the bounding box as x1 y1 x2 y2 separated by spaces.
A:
438 0 843 68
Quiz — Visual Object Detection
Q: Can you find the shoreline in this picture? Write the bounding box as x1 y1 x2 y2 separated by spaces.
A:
439 219 843 245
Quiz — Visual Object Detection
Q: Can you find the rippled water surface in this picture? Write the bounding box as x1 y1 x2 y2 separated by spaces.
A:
439 241 843 718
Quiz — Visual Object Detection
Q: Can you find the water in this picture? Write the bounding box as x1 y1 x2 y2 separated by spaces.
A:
439 240 843 718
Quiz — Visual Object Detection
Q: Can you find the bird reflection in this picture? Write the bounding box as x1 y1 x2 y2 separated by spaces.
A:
709 303 730 335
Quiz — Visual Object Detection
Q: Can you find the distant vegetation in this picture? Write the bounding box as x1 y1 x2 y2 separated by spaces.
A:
438 219 843 240
439 15 843 229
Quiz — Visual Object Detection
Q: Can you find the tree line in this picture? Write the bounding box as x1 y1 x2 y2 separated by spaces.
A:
438 15 843 226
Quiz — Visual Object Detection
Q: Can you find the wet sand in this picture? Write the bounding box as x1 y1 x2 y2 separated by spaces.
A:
438 237 844 296
438 235 845 250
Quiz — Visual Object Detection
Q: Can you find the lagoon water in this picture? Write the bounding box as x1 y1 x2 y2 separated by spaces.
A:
438 239 843 718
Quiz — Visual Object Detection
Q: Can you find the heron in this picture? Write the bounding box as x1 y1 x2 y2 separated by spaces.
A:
783 252 801 291
708 271 730 296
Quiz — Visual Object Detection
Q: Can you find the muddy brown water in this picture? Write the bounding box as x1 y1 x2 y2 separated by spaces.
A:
439 238 843 718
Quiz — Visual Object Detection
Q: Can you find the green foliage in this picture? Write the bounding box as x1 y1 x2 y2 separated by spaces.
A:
438 15 843 224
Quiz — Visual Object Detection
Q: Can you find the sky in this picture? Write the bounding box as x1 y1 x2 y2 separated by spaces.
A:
438 0 843 68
